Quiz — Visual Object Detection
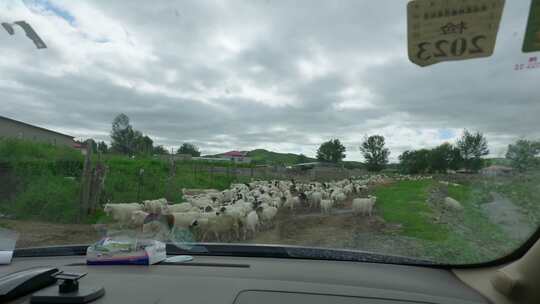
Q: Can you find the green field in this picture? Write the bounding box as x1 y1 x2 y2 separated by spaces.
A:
0 139 247 224
374 179 521 264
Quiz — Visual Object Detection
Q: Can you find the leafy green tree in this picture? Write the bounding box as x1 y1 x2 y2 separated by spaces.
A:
316 139 346 163
360 135 389 172
177 143 201 157
89 140 98 154
457 130 489 172
110 113 157 156
153 145 168 155
506 139 540 172
97 141 108 154
430 143 462 173
110 113 135 155
134 133 153 155
399 149 431 174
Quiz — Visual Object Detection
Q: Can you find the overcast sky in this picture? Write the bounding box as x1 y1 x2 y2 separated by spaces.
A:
0 0 538 161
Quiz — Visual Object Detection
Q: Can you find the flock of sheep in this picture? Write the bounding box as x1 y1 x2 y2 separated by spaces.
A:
103 174 433 242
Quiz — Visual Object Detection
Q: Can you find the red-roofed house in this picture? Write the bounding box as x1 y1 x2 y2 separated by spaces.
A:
220 151 251 164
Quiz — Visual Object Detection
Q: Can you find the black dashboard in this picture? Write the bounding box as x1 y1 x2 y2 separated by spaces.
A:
1 255 488 304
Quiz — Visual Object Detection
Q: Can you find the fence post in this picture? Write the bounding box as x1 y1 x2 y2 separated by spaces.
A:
88 152 107 215
79 139 93 222
137 168 144 201
166 160 177 202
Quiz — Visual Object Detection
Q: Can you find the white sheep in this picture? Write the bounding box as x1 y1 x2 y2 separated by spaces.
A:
103 203 142 226
320 199 333 214
143 198 168 215
308 191 323 209
331 191 347 206
258 206 278 228
245 211 259 238
131 210 150 227
169 211 200 229
283 194 299 211
352 196 377 216
343 184 354 195
167 203 193 213
197 214 239 242
444 197 463 211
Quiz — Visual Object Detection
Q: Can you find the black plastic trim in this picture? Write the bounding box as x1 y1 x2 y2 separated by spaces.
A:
12 227 540 270
448 225 540 269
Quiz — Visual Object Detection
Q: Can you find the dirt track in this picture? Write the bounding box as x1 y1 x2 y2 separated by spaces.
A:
481 192 535 240
0 219 100 248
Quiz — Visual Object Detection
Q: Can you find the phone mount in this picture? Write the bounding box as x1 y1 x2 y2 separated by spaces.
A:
31 271 104 304
55 272 86 293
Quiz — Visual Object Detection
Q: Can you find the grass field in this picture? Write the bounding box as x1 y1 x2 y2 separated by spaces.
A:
0 139 247 224
375 180 448 241
374 179 520 264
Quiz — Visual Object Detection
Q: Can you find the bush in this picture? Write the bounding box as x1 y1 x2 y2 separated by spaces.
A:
0 138 82 162
9 174 80 223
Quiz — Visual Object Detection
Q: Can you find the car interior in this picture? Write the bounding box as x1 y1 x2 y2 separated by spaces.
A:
1 231 539 304
1 0 539 303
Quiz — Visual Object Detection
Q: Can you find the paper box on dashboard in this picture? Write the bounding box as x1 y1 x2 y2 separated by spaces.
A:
86 237 166 265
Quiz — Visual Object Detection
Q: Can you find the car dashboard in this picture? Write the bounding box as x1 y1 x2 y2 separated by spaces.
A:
0 254 489 304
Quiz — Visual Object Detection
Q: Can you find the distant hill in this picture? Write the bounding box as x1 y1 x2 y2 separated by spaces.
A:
247 149 316 165
205 148 366 168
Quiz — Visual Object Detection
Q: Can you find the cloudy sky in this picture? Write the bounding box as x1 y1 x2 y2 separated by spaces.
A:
0 0 538 161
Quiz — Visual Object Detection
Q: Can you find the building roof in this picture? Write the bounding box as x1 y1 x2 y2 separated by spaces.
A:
221 151 247 157
0 115 74 139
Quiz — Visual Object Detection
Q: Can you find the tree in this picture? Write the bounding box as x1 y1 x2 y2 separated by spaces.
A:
177 143 201 157
316 139 346 163
134 133 153 155
457 130 489 172
153 145 168 155
399 149 431 174
89 140 98 154
430 143 462 173
360 135 389 172
97 141 108 154
506 139 540 172
110 113 135 155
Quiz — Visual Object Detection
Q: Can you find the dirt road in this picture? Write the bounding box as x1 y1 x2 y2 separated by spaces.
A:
481 192 535 241
0 219 100 248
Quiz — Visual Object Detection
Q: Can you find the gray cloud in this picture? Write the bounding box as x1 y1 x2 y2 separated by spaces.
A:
0 0 538 160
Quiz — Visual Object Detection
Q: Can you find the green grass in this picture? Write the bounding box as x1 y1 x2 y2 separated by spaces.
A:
374 179 517 264
375 180 448 241
0 138 250 224
0 138 82 162
445 184 515 261
9 174 81 223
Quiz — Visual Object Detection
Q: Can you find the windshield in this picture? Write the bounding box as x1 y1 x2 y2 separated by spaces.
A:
1 0 539 265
